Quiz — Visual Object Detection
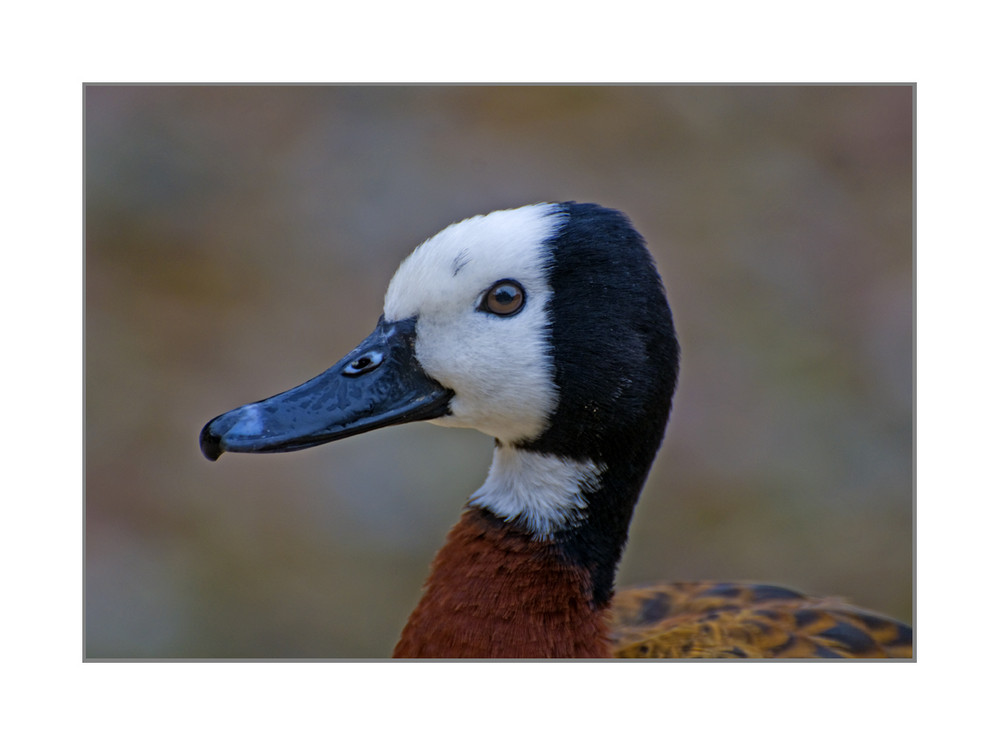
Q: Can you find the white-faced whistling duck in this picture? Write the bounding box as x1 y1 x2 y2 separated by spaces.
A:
200 203 912 659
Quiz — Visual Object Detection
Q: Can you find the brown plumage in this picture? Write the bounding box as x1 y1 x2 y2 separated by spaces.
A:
610 582 912 658
395 509 611 658
392 509 912 659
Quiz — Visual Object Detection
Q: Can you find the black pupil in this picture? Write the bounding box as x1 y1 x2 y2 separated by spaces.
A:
493 286 518 308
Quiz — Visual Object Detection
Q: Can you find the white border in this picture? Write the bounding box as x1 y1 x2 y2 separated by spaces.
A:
5 2 994 743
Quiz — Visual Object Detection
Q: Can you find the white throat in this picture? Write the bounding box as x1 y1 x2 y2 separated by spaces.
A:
469 445 606 539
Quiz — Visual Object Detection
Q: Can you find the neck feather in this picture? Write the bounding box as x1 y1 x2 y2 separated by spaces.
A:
468 445 604 538
393 508 612 658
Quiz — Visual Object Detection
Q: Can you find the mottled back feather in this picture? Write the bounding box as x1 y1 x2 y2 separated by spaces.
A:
611 582 912 658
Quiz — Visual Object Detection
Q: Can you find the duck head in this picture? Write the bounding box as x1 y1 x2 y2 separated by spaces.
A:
201 202 679 577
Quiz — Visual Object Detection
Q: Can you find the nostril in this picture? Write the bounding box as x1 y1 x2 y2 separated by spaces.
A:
343 350 384 377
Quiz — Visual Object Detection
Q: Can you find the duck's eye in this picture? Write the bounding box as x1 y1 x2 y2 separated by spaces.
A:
479 280 526 317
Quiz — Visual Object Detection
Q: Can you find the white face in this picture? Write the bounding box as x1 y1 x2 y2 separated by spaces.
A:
383 204 565 445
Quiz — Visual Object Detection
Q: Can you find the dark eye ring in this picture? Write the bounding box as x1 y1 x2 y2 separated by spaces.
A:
479 280 526 317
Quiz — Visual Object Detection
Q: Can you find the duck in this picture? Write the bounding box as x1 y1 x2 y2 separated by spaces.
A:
200 202 912 659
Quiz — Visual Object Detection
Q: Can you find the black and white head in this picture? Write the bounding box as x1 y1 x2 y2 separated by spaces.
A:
201 203 680 596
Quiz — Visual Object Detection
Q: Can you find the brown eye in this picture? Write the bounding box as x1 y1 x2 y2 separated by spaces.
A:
480 280 526 317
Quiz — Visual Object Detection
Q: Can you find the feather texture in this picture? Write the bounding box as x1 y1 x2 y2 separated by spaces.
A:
611 582 912 658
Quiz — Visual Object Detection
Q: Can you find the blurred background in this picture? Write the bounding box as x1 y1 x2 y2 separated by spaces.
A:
85 85 912 658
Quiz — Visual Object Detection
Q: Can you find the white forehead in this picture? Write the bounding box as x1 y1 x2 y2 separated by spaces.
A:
384 203 563 321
